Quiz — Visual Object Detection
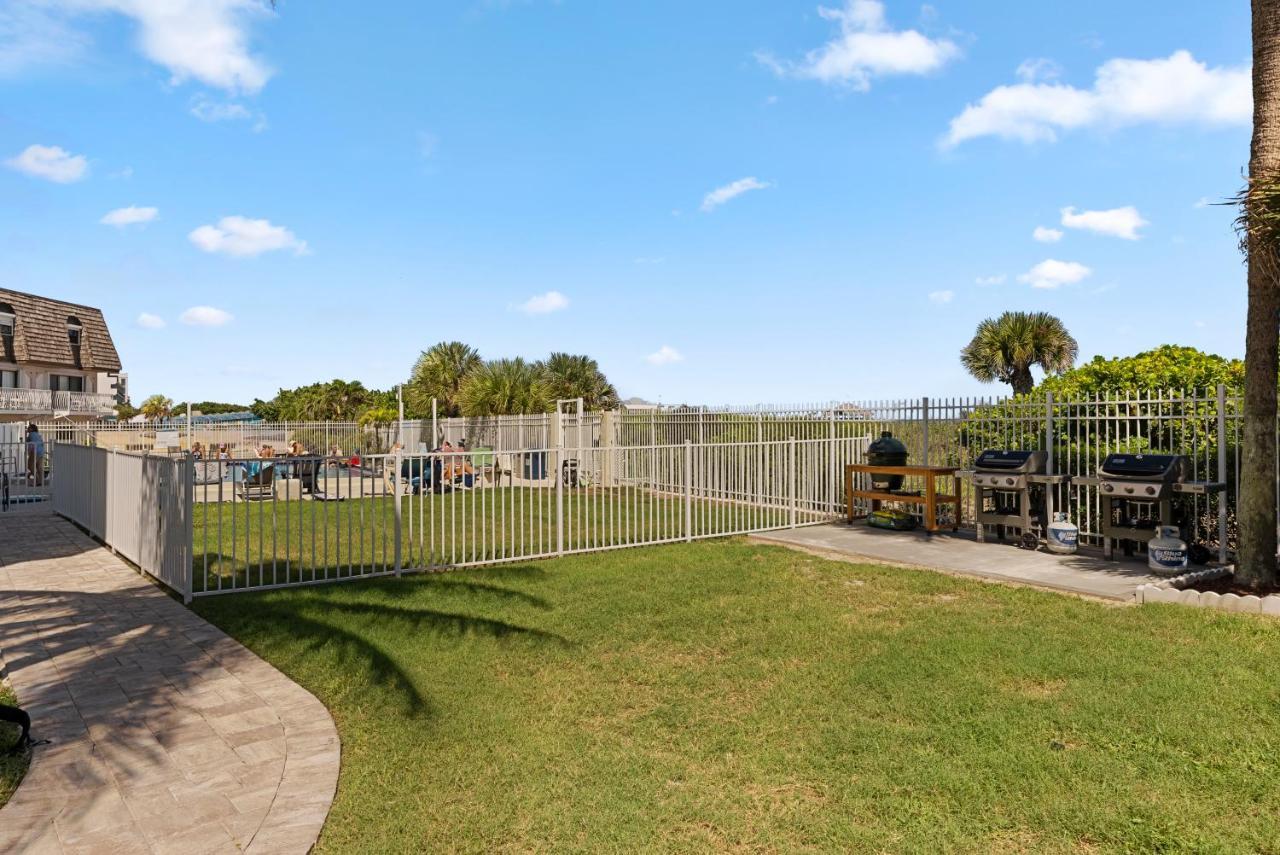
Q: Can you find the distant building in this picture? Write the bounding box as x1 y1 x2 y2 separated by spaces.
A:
620 397 658 411
0 288 122 421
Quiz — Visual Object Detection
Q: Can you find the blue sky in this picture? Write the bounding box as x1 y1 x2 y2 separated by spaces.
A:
0 1 1251 406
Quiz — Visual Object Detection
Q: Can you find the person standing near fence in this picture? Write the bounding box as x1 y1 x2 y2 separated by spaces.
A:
25 423 44 487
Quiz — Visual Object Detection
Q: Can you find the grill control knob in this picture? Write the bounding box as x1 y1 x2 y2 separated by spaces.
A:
1145 486 1156 496
1005 478 1014 486
1102 484 1113 493
1124 487 1134 495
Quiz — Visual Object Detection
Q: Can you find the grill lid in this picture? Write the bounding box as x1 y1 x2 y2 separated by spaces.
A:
1099 453 1184 480
973 449 1047 474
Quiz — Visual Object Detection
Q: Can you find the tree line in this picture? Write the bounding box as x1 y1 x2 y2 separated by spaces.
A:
148 343 620 423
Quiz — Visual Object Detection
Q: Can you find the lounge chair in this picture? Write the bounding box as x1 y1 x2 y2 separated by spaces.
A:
238 462 275 501
384 457 427 495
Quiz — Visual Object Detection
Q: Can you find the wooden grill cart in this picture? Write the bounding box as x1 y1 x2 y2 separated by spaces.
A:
844 464 960 533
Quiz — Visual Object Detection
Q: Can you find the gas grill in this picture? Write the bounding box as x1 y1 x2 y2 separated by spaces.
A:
1076 453 1225 559
962 450 1068 546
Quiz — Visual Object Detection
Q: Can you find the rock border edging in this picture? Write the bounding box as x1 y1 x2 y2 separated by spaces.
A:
1137 584 1280 617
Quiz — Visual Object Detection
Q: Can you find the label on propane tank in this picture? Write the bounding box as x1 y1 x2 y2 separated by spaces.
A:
1149 547 1188 570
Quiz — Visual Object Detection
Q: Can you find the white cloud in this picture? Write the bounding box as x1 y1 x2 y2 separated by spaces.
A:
701 177 771 212
944 51 1250 147
188 216 308 257
100 205 158 227
928 289 953 304
516 291 569 315
1033 226 1063 243
975 274 1007 286
0 3 89 75
5 143 87 182
190 97 251 121
1016 57 1062 83
417 131 439 159
49 0 273 94
136 312 166 329
1194 196 1213 209
1060 205 1148 240
759 0 959 91
180 306 233 327
1018 259 1092 290
646 345 684 366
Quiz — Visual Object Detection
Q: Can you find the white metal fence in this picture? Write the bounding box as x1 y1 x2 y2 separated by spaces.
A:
52 445 192 598
42 385 1251 600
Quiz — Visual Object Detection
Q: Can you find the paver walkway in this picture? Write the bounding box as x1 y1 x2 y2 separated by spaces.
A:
753 522 1164 601
0 513 340 853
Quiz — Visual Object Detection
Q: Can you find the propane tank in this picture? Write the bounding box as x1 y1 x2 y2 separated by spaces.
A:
1045 512 1078 555
1148 526 1188 574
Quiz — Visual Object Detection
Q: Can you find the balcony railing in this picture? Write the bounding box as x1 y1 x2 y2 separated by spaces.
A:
0 389 117 416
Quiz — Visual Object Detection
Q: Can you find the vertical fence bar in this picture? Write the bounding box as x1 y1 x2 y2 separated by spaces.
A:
393 447 403 575
1217 383 1229 564
921 396 930 466
788 436 797 528
555 445 564 556
684 439 693 541
184 452 194 604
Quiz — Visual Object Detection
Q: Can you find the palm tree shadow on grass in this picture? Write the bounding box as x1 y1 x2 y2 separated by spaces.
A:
190 556 556 612
198 597 571 718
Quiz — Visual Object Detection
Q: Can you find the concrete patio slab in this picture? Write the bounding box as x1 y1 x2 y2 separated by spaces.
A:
752 522 1164 601
0 513 339 854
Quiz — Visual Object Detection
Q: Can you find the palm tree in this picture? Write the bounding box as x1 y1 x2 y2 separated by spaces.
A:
960 312 1078 396
139 394 173 422
458 358 549 416
539 353 619 411
358 406 399 453
1236 0 1280 589
407 342 482 417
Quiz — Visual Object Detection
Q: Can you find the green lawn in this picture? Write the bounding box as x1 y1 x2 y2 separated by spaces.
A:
0 683 29 809
192 487 792 592
194 539 1280 853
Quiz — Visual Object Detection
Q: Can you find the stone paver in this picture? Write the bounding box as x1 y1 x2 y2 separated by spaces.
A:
0 513 340 854
752 522 1164 601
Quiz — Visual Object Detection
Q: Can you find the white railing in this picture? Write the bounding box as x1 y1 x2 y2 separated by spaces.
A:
0 389 116 415
53 444 192 601
55 390 117 414
0 388 52 413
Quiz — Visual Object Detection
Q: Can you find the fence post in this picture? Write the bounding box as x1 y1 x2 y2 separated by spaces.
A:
1044 393 1055 472
684 440 693 541
921 396 930 466
789 435 797 528
393 446 403 575
183 453 194 604
1217 383 1229 565
555 444 564 556
829 406 837 513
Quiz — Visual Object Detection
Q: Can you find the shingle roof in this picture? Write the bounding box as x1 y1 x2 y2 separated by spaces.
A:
0 288 122 372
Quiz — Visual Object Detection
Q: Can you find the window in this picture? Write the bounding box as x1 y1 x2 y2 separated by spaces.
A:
49 375 84 392
0 313 13 339
0 370 15 388
66 315 82 346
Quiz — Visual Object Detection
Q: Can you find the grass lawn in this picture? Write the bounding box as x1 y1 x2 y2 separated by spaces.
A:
192 488 792 592
195 539 1280 853
0 682 29 809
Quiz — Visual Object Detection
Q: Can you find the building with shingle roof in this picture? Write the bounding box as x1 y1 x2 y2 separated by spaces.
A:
0 288 123 421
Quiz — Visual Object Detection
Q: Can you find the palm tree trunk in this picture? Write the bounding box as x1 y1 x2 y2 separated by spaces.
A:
1010 366 1034 397
1239 0 1280 589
